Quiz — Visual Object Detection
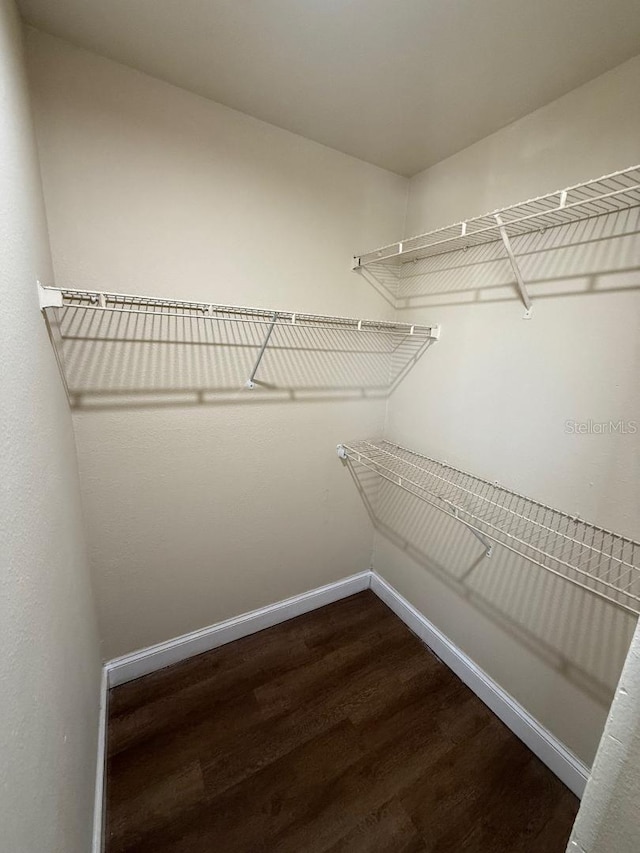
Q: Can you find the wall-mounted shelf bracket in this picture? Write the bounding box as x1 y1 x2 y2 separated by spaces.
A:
443 499 493 557
245 312 278 389
38 282 63 309
494 215 532 319
427 324 441 341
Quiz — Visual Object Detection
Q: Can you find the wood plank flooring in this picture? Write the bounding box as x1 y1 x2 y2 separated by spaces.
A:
106 591 579 852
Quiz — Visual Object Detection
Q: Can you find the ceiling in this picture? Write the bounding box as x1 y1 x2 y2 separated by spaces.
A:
18 0 640 176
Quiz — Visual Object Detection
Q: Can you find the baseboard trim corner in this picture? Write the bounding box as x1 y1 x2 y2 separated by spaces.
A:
99 566 587 803
105 570 371 688
369 570 589 798
92 666 108 853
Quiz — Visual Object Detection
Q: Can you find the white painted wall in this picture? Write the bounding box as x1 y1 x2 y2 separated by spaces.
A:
22 16 640 817
0 4 101 851
569 620 640 852
373 56 640 765
25 28 409 660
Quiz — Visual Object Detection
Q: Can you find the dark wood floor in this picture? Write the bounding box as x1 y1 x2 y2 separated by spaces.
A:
106 591 578 852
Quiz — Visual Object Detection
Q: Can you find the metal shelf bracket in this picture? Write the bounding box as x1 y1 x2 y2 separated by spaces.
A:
443 499 493 557
245 311 278 389
494 215 533 319
38 282 63 309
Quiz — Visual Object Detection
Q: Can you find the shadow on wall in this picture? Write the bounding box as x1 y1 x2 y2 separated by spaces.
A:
347 462 637 709
49 311 436 410
362 209 640 310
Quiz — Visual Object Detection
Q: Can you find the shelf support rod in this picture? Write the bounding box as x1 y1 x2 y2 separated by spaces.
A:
442 500 493 557
495 214 533 319
37 283 71 404
245 312 278 389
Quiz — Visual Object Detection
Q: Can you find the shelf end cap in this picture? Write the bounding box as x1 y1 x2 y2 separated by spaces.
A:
38 282 63 310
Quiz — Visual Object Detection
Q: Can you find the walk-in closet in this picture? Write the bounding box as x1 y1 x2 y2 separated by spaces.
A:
3 1 640 851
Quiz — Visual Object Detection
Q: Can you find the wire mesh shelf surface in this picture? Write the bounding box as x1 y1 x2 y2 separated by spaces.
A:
354 165 640 268
39 287 439 400
339 439 640 614
42 287 437 334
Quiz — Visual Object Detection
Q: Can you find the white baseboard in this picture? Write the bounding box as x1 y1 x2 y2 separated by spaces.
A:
106 571 371 687
100 566 587 806
370 570 589 798
92 666 108 853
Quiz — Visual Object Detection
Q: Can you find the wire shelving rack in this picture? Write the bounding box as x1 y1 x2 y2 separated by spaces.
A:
338 439 640 614
352 165 640 317
38 286 440 399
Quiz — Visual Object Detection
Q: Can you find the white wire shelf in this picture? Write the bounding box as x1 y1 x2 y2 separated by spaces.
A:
353 165 640 317
38 286 439 400
338 439 640 614
355 165 640 267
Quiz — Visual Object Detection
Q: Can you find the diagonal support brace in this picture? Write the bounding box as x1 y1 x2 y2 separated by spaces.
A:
245 312 278 389
443 499 493 557
495 214 533 319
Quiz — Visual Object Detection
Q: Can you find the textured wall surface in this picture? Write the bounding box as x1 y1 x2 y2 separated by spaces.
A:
21 18 640 839
373 56 640 765
26 28 409 660
0 4 101 851
568 621 640 851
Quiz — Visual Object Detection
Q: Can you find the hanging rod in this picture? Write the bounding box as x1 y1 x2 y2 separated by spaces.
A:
352 164 640 318
337 439 640 614
38 285 440 396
